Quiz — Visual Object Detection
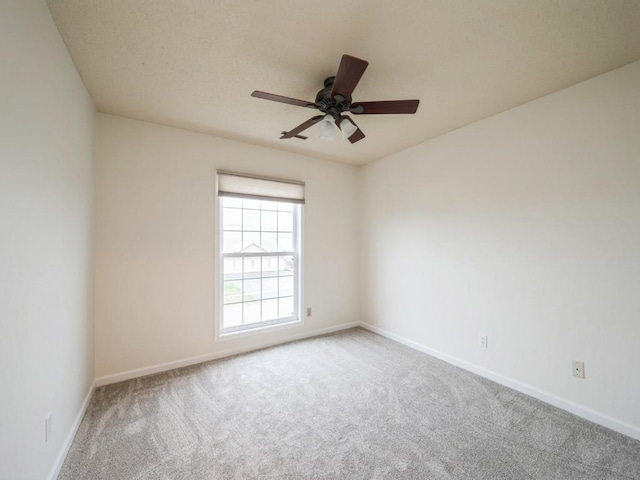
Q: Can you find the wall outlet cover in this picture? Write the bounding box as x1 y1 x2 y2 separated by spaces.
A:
572 360 585 379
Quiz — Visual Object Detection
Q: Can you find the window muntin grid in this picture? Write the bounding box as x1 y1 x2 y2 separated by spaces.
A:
220 197 300 334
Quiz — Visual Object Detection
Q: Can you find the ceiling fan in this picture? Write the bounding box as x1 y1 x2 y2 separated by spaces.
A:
251 54 419 144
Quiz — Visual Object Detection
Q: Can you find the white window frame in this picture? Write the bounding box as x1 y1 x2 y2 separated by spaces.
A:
216 196 303 338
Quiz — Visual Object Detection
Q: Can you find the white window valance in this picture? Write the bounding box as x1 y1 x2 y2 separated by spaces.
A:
217 170 305 204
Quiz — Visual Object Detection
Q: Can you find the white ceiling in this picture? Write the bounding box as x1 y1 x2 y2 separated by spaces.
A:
47 0 640 165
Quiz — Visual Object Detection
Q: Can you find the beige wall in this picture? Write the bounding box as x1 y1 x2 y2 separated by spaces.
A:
360 61 640 433
0 1 95 479
3 5 639 474
94 113 360 379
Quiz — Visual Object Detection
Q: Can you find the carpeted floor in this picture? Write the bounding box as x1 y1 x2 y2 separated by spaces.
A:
59 328 640 479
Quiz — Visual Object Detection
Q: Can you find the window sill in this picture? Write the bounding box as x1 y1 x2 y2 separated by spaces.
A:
217 318 302 341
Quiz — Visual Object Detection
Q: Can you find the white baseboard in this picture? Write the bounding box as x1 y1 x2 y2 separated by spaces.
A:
47 380 95 480
359 322 640 442
95 322 360 387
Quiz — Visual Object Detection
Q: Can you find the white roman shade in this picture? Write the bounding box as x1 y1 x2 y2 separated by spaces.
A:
217 171 305 204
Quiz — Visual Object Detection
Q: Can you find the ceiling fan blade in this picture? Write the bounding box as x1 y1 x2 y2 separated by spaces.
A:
330 55 369 100
337 115 365 144
252 91 318 108
280 115 325 139
350 99 419 115
281 131 308 140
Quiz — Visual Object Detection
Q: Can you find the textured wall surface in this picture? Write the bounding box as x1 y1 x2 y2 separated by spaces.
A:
94 113 360 378
361 61 640 431
0 1 95 478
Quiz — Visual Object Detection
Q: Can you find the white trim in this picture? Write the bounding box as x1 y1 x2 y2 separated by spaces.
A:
217 318 302 340
96 322 359 387
296 203 305 335
47 381 95 480
359 322 640 441
214 191 222 340
216 199 303 338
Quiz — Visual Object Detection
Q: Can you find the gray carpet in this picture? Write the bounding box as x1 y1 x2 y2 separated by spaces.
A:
59 328 640 479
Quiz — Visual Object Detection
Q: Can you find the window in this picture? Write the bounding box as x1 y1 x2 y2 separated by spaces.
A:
217 171 303 335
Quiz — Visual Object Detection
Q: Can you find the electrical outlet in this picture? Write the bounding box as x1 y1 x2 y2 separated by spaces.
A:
479 335 488 348
572 360 585 379
306 307 312 317
45 413 52 442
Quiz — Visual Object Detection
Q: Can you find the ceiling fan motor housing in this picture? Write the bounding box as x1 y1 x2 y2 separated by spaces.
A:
315 76 351 118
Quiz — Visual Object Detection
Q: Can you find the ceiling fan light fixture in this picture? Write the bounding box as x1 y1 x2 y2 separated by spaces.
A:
339 117 358 140
318 115 336 142
251 54 420 145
